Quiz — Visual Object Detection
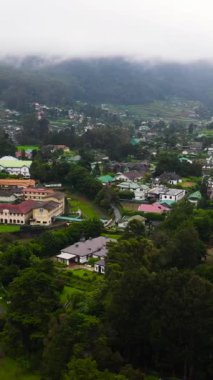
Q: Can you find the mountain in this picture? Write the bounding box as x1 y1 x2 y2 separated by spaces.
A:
1 56 213 110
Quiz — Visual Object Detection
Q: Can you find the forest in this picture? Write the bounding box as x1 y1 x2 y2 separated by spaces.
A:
0 203 212 380
2 57 213 111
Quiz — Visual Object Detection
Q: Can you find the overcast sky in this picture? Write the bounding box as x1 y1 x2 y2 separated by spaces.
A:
0 0 213 61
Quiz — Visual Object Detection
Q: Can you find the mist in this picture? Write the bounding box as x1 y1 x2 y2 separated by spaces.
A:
1 0 213 62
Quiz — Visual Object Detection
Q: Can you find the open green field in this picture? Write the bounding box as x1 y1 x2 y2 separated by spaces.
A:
16 145 39 151
0 358 41 380
0 225 20 233
60 269 104 305
67 194 105 219
109 99 205 123
200 129 213 136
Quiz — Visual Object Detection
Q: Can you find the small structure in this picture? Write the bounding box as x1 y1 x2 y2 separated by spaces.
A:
188 191 202 206
94 260 105 274
98 175 115 185
159 189 185 202
138 202 170 214
157 172 182 185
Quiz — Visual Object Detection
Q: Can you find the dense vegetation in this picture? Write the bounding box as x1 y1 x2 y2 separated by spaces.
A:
0 204 212 379
2 57 213 111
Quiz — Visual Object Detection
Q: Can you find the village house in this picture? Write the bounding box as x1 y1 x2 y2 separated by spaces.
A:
0 189 23 203
0 156 32 178
138 202 170 214
57 236 114 266
147 186 168 200
159 188 185 203
0 179 36 188
156 172 182 185
115 170 145 182
94 259 105 274
188 191 202 206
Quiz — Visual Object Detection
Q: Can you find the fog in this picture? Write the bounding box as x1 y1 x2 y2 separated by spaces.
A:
1 0 213 61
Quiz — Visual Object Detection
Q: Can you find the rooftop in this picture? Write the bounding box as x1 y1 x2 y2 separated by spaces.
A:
0 156 32 168
61 236 114 257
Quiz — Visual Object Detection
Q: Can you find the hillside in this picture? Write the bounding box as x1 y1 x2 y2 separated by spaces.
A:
1 57 213 112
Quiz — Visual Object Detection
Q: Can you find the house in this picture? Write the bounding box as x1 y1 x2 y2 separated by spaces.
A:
57 236 113 265
202 156 213 175
0 156 32 177
118 214 146 229
98 175 115 185
0 189 23 203
147 186 168 200
206 177 213 199
116 170 145 182
157 172 182 185
117 181 140 191
188 191 202 206
0 200 36 224
138 202 170 214
94 260 105 274
159 188 185 202
0 179 36 188
134 185 149 200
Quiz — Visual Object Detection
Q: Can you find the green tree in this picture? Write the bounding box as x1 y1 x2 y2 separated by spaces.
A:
64 358 126 380
2 260 59 358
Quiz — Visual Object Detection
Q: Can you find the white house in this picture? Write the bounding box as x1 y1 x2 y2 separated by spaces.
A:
160 188 185 202
0 156 32 178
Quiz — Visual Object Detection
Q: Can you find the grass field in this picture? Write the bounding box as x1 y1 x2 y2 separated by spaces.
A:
68 194 105 219
0 358 41 380
0 225 20 233
109 99 204 123
60 269 104 305
16 145 39 151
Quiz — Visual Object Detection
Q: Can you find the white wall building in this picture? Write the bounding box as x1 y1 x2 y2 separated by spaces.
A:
0 156 32 177
160 189 185 202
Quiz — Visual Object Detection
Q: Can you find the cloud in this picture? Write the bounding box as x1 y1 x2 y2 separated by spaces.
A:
0 0 213 61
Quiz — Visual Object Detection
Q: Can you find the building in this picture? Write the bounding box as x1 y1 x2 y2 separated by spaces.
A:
0 156 32 177
94 260 105 274
138 202 170 214
30 200 63 226
0 189 23 203
57 236 113 265
0 200 36 224
157 172 182 185
147 186 168 200
159 189 185 202
115 170 145 182
188 191 202 206
0 179 36 188
23 188 65 215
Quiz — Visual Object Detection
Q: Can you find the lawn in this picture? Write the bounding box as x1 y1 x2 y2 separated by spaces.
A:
0 225 20 233
60 285 83 304
67 194 105 219
101 232 121 239
16 145 39 151
0 358 41 380
60 269 104 306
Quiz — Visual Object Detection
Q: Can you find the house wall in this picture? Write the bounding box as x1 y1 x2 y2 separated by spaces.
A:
0 209 32 224
31 208 52 225
0 166 30 177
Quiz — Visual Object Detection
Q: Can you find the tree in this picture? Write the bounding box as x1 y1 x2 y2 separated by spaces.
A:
63 358 126 380
2 260 59 357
